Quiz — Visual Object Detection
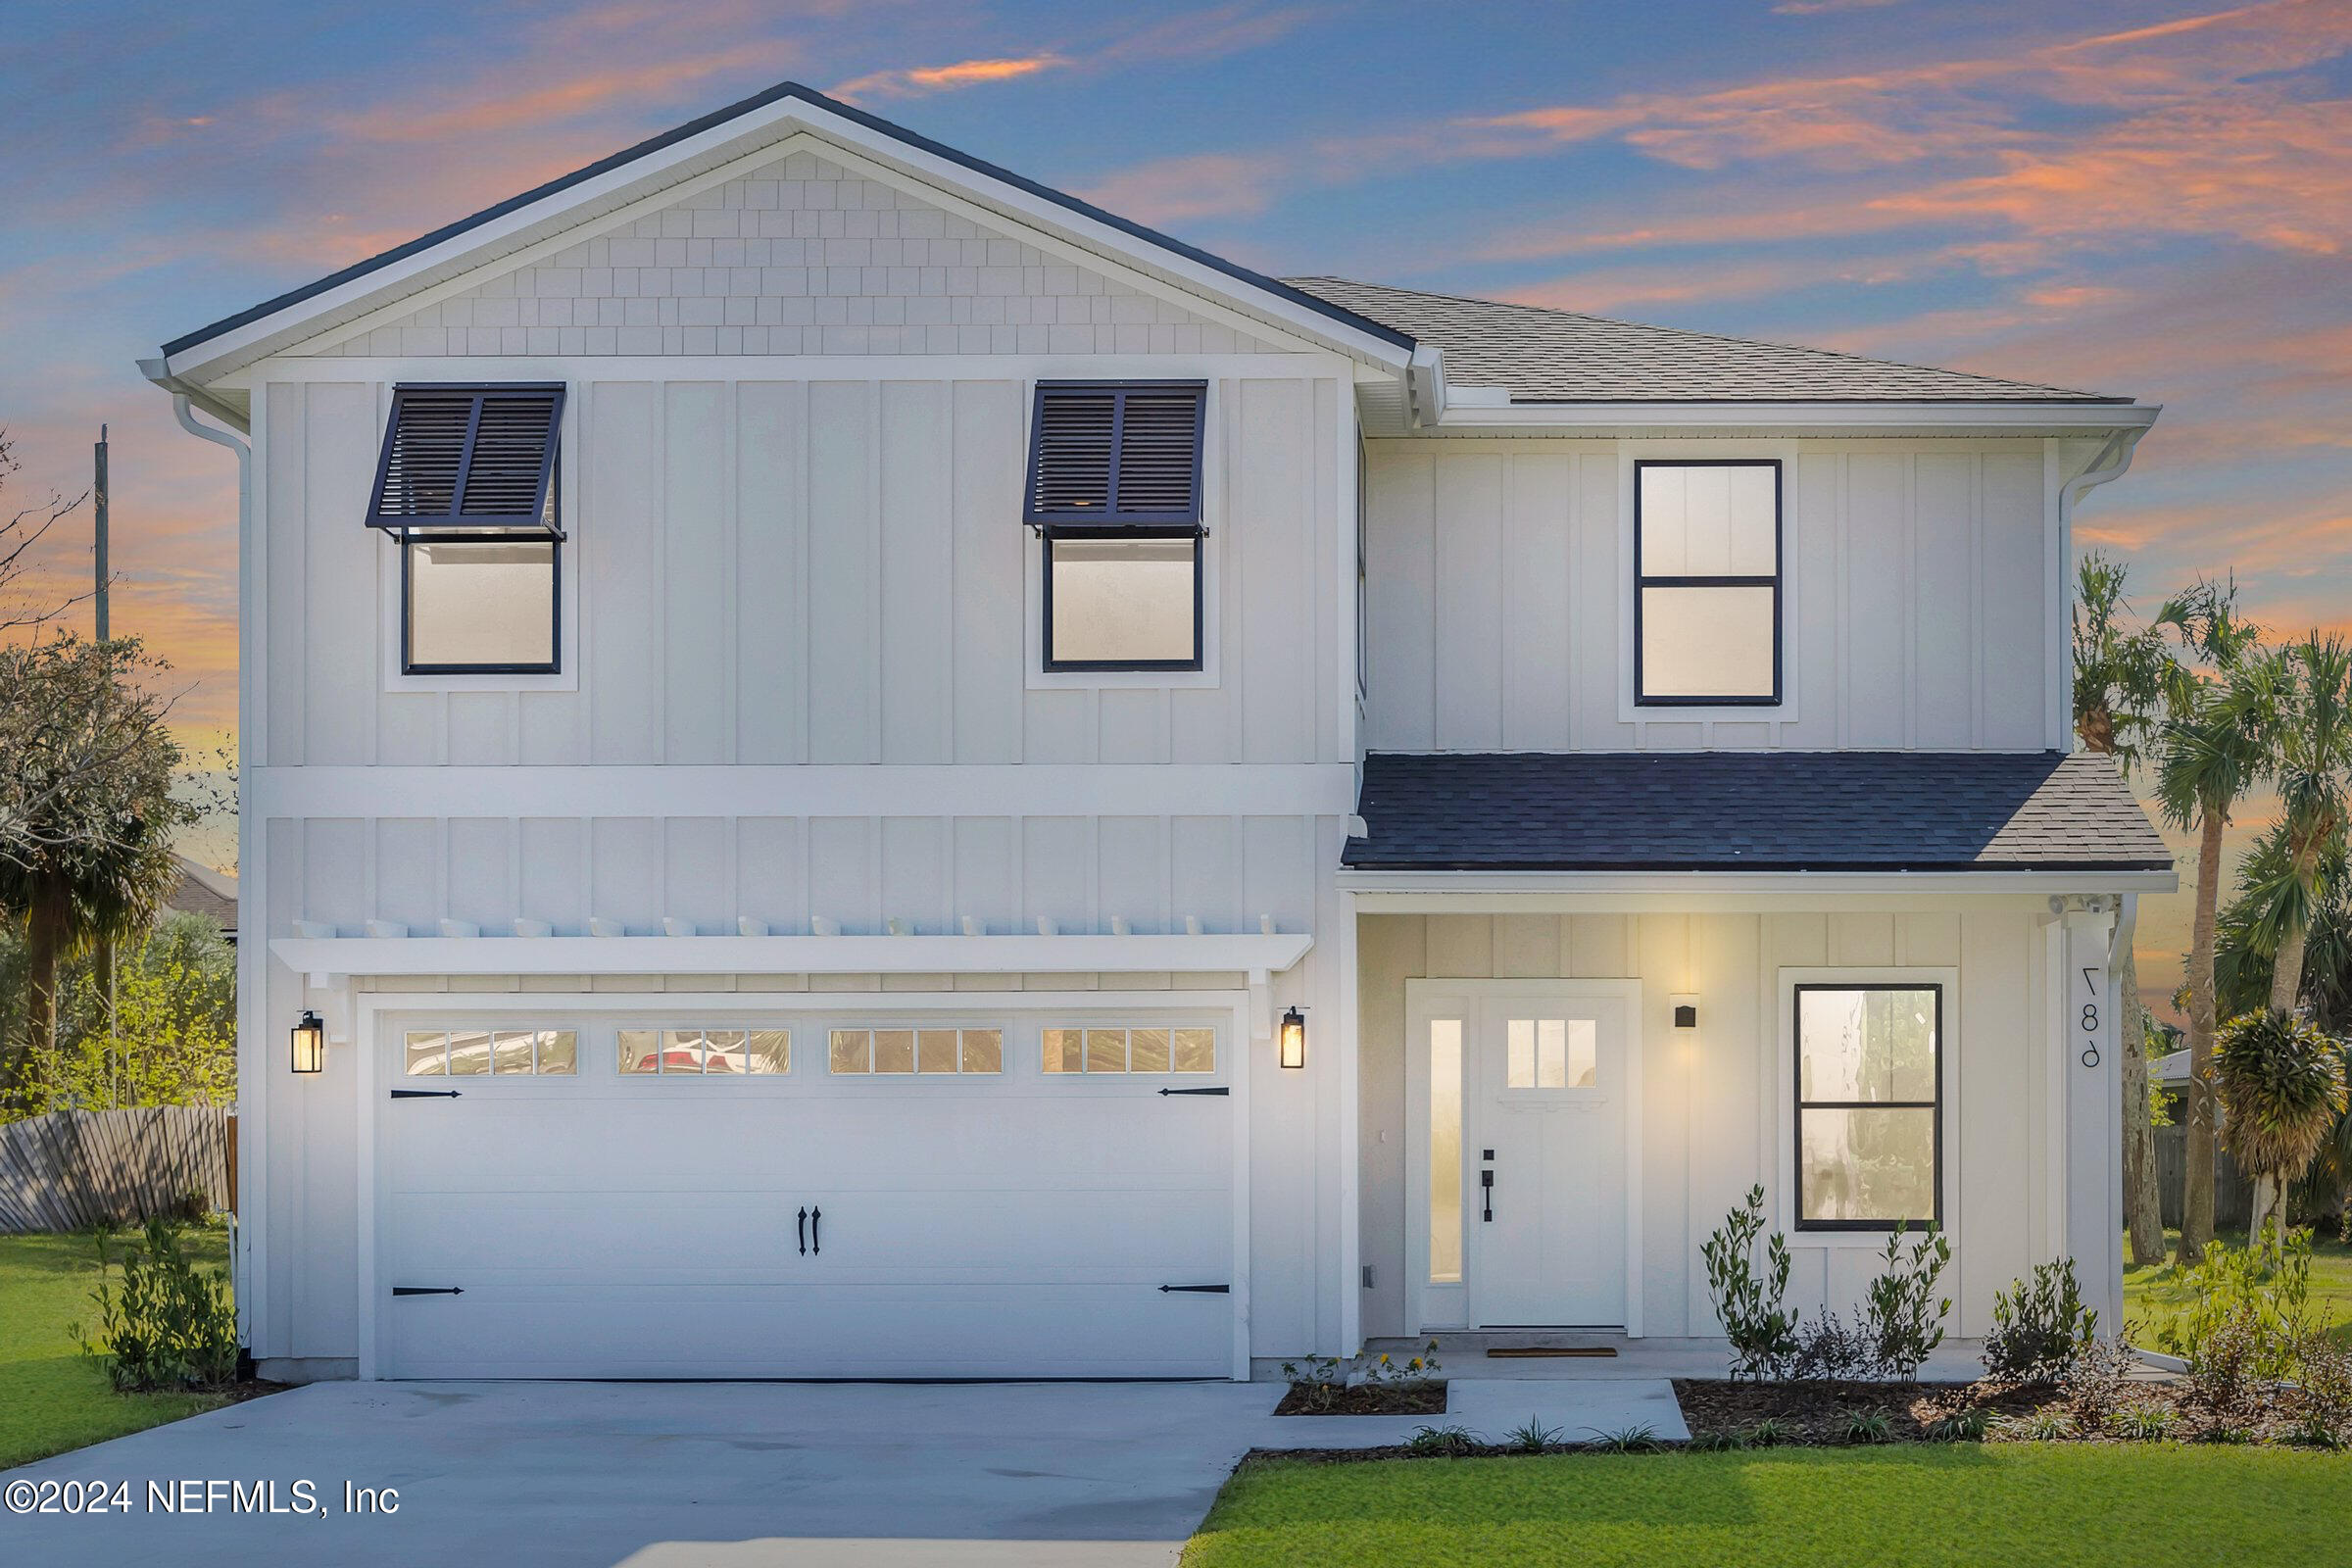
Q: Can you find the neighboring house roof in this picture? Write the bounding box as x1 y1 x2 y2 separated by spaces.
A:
162 856 238 937
2150 1048 2189 1089
1344 751 2173 873
1283 276 2129 405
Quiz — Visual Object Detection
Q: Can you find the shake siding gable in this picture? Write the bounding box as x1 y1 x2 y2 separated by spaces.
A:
312 154 1278 360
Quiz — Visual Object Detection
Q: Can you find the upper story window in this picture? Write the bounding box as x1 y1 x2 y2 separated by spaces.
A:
1026 381 1206 671
368 383 565 675
1634 460 1780 706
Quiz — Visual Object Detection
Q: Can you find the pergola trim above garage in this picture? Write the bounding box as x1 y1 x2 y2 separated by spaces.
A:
271 932 1313 979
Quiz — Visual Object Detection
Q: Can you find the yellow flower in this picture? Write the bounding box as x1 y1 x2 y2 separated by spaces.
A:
1379 1353 1392 1364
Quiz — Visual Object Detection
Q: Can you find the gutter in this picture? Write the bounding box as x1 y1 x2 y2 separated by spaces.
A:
1426 400 2163 436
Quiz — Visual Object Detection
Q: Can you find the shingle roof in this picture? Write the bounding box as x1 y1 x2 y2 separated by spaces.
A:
162 856 238 935
1345 752 2173 873
1283 277 2129 405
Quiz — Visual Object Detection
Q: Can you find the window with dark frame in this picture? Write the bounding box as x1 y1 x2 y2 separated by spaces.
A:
367 383 565 675
1793 983 1942 1231
1634 459 1781 705
1025 381 1206 672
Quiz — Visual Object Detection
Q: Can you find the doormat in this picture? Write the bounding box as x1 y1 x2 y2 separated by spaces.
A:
1486 1346 1618 1358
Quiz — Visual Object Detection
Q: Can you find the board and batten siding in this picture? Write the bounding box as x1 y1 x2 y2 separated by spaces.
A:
1355 909 2052 1342
1360 439 2055 753
257 371 1348 770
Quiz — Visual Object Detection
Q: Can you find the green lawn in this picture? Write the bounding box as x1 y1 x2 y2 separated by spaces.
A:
0 1226 232 1470
1185 1446 2349 1568
2124 1226 2352 1348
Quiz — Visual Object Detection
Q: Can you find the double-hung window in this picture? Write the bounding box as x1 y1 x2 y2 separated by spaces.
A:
367 383 565 674
1634 460 1780 705
1793 984 1941 1230
1025 381 1206 671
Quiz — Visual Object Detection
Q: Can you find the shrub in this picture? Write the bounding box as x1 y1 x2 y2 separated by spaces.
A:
69 1217 236 1393
2114 1402 2177 1441
1585 1423 1661 1453
1685 1430 1744 1452
1843 1409 1892 1444
1701 1185 1798 1381
2059 1337 2141 1432
1504 1416 1562 1452
2289 1335 2352 1449
1788 1312 1877 1382
1924 1408 1986 1443
1860 1222 1951 1382
2186 1307 2266 1426
1983 1258 2098 1384
1405 1424 1478 1456
2155 1230 2312 1377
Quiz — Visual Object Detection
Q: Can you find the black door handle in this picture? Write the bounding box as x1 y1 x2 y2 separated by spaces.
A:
1481 1168 1494 1223
810 1205 821 1255
797 1206 808 1255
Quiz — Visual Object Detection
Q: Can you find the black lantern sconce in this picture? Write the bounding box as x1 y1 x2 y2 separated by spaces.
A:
1278 1005 1307 1069
291 1010 326 1075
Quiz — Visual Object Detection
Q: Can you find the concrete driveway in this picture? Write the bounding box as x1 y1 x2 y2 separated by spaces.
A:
0 1376 1685 1566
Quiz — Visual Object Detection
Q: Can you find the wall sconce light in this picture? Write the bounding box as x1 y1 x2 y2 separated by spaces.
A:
1278 1006 1307 1069
1670 994 1699 1031
291 1010 326 1075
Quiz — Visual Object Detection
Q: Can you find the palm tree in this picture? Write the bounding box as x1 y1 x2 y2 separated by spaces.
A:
2153 582 2266 1265
2211 1007 2349 1253
2244 636 2352 1015
2070 553 2177 1264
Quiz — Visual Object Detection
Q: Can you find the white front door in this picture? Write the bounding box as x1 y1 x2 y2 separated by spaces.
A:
1466 990 1632 1328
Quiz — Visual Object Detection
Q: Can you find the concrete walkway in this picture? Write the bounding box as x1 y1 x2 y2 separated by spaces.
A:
1 1377 1687 1567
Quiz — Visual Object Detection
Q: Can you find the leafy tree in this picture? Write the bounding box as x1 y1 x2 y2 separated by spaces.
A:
2211 1008 2349 1254
2071 553 2178 1264
2153 581 2267 1264
0 637 193 1108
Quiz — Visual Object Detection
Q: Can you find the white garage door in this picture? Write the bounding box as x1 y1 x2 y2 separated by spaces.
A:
375 1009 1238 1379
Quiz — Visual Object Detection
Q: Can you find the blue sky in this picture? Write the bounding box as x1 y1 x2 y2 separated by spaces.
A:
3 0 2348 1005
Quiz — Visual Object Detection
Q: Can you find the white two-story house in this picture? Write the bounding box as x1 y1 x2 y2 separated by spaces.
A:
145 82 2174 1384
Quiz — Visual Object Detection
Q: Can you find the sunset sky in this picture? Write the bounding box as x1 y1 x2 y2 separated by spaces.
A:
3 0 2347 1012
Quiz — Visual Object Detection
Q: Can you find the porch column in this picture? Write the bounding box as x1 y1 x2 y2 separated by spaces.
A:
2059 899 2124 1334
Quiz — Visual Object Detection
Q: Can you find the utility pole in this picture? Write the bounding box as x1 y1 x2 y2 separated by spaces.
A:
94 423 109 641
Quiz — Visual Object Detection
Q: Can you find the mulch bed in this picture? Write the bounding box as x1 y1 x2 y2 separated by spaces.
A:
1274 1380 1447 1416
1673 1374 2321 1447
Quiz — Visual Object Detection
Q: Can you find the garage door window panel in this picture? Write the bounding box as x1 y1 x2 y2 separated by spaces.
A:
405 1027 576 1076
828 1027 1004 1075
1042 1025 1215 1074
619 1028 790 1075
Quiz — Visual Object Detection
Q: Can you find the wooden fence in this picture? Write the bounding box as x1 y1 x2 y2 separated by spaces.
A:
0 1104 231 1234
2154 1124 2253 1232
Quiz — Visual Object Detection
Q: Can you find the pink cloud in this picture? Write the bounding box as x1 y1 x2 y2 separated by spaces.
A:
1070 153 1286 225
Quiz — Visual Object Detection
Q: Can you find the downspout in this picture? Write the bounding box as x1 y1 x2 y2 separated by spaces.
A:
153 371 261 1359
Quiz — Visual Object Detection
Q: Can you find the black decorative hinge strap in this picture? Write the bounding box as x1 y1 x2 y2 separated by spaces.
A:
1158 1283 1231 1294
390 1089 463 1100
1157 1086 1229 1097
391 1286 465 1297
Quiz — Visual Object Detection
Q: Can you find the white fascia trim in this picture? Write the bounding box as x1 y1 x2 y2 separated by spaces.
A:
1341 868 2180 906
271 932 1311 980
159 103 1411 384
1430 401 2163 436
250 762 1358 819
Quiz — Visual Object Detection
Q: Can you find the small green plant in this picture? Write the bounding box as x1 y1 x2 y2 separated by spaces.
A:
1278 1339 1443 1411
1701 1185 1798 1381
1924 1408 1986 1443
2059 1337 2140 1432
1685 1430 1744 1452
1982 1258 2098 1384
1860 1222 1951 1383
2200 1422 2254 1445
1788 1312 1877 1382
2153 1231 2313 1378
2024 1410 2075 1441
1504 1416 1562 1452
1843 1408 1892 1444
2291 1335 2352 1448
1405 1423 1478 1456
1585 1423 1660 1453
1741 1417 1787 1447
2114 1402 2176 1441
2187 1307 2266 1426
69 1217 237 1394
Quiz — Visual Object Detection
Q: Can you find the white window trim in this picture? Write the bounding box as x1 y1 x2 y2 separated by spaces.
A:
379 387 579 693
1615 441 1802 728
1775 966 1960 1248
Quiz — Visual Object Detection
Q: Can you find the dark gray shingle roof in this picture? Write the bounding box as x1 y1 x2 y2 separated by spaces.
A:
1283 277 2129 405
1345 752 2172 873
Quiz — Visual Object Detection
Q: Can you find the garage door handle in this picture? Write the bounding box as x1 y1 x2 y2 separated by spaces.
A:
810 1206 821 1255
1158 1086 1228 1097
797 1206 808 1255
392 1286 465 1297
1158 1284 1230 1294
390 1089 462 1100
